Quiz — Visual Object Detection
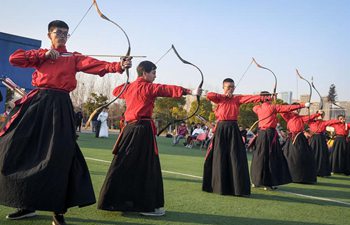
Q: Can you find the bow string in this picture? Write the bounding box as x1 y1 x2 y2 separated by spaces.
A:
247 58 278 132
156 45 204 136
296 69 312 122
83 0 131 128
311 76 323 110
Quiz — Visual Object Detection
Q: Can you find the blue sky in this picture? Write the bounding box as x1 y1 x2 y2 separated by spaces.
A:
1 0 349 101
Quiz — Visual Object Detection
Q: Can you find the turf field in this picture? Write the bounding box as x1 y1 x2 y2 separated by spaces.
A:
0 132 349 225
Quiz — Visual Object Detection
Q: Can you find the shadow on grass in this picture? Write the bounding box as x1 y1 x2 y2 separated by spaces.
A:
130 211 332 225
16 214 149 225
323 176 350 181
317 181 350 189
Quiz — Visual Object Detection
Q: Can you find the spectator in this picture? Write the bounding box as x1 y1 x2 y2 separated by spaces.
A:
185 123 204 148
173 122 188 145
119 113 125 132
75 111 83 132
203 123 215 149
97 108 109 138
91 112 99 133
239 126 247 143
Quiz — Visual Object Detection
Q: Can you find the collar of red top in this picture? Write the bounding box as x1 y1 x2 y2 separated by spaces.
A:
136 77 150 83
51 45 68 53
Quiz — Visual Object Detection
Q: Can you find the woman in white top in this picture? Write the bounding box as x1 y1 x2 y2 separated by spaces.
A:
97 108 109 138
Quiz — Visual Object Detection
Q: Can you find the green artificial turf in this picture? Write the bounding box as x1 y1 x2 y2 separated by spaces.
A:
0 132 349 225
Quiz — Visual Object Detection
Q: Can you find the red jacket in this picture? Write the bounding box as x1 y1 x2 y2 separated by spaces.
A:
308 119 340 133
280 112 319 133
207 93 261 121
9 46 124 92
113 77 189 121
253 102 305 129
331 122 350 136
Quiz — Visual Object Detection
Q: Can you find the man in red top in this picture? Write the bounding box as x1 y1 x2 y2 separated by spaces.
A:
280 107 321 184
250 91 309 190
0 20 131 225
98 61 202 216
173 121 188 145
202 78 262 197
308 111 340 176
329 115 350 175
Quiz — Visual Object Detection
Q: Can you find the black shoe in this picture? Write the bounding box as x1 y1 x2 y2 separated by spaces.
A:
6 209 37 220
52 214 66 225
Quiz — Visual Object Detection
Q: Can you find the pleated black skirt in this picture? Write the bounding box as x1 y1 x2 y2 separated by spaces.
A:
283 133 317 184
98 120 164 212
202 121 250 196
0 89 95 213
310 134 331 176
251 129 291 187
330 136 350 175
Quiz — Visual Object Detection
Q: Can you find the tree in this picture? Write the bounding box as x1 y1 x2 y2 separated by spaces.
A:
327 84 337 119
188 97 213 125
238 103 257 129
154 97 187 129
327 84 337 103
82 92 108 117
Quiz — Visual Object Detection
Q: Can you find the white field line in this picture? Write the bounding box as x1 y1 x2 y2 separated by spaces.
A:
85 156 350 206
279 190 350 206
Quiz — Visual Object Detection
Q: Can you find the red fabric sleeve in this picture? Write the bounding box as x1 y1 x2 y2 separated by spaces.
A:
300 113 319 123
324 119 341 126
148 84 185 98
207 92 226 104
75 55 124 76
237 95 261 104
9 49 47 68
275 104 304 113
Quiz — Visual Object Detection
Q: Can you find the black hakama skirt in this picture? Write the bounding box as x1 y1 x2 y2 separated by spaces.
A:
98 120 164 212
309 133 331 176
330 136 350 175
250 129 291 187
283 133 317 184
0 89 95 213
202 120 250 196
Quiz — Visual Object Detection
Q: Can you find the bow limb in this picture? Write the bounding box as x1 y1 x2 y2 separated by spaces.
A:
93 0 131 105
247 58 278 132
311 76 323 110
84 0 131 128
156 45 204 136
252 58 277 100
296 69 312 122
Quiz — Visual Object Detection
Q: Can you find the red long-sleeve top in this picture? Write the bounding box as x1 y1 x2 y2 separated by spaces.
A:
207 93 261 121
331 122 350 136
113 77 189 121
253 102 305 129
280 112 320 133
308 119 340 133
9 46 124 92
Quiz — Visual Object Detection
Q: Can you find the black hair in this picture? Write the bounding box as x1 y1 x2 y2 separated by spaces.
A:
337 114 345 119
137 61 157 76
223 78 234 84
260 91 271 96
48 20 69 32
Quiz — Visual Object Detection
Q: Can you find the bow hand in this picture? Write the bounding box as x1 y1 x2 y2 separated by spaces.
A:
119 56 132 71
191 88 203 96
